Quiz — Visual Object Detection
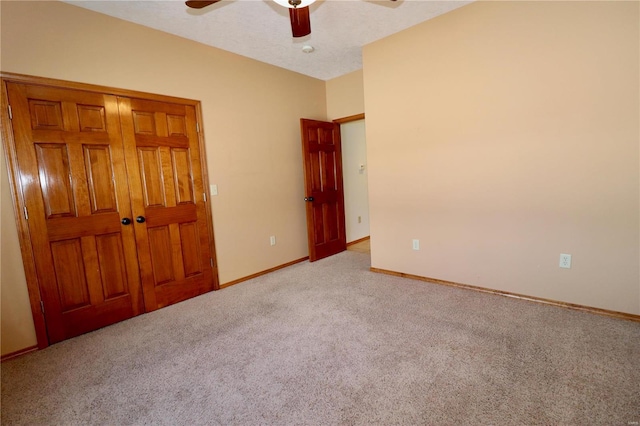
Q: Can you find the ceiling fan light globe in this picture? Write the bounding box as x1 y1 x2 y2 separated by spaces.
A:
273 0 316 9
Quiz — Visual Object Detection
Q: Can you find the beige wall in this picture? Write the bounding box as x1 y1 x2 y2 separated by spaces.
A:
326 69 364 119
0 0 327 355
1 148 38 355
363 1 640 314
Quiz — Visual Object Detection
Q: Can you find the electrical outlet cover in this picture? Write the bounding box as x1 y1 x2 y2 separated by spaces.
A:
559 253 571 269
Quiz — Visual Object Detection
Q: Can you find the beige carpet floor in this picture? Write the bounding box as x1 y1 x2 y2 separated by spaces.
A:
1 251 639 425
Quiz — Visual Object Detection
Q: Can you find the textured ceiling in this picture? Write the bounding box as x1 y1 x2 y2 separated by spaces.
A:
66 0 470 81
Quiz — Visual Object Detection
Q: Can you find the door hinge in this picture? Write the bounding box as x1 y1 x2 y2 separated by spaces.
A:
8 105 12 120
196 122 200 133
203 192 207 202
23 206 29 220
210 258 213 268
40 300 45 313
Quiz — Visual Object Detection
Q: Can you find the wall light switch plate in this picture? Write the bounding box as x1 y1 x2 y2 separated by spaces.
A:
210 184 218 196
412 239 420 251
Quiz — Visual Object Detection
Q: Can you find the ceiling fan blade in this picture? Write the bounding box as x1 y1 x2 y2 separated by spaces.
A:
185 1 221 9
289 6 311 38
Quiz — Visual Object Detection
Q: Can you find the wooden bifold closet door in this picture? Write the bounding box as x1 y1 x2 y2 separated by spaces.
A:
4 79 217 344
119 97 214 311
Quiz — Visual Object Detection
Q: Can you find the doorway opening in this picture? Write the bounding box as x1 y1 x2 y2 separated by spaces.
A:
340 117 370 253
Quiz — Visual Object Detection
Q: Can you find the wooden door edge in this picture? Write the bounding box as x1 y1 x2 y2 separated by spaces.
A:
333 113 364 124
195 103 220 290
1 79 49 349
299 119 318 262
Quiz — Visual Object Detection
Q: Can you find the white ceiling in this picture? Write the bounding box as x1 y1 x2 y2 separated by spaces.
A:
65 0 470 81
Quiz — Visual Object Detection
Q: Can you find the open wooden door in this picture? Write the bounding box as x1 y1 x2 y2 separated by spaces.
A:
300 119 347 261
5 83 144 343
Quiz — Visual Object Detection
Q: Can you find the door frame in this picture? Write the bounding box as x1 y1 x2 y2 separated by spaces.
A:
333 113 365 125
1 72 220 349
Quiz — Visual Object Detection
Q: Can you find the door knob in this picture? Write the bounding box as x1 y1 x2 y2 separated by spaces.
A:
136 216 146 223
121 218 132 225
304 197 314 202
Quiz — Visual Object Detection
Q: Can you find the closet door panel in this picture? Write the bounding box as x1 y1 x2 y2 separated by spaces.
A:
6 83 144 343
119 97 214 311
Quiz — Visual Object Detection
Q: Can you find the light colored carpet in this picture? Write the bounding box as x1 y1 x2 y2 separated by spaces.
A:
2 251 639 425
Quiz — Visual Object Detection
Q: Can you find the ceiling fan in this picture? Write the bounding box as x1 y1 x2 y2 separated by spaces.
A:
186 0 313 37
186 0 397 38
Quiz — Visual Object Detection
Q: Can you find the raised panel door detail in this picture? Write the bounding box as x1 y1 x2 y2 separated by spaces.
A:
310 151 322 192
35 143 76 218
313 204 324 244
307 128 318 143
77 105 107 132
167 114 187 137
138 147 166 207
171 148 194 205
51 239 90 312
179 222 202 277
325 203 339 241
160 148 177 206
320 128 334 145
132 111 156 135
148 226 175 285
83 145 117 214
29 99 63 130
96 233 128 299
323 151 337 190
